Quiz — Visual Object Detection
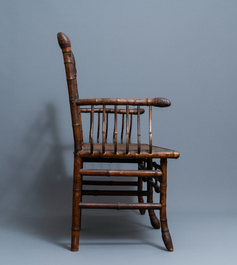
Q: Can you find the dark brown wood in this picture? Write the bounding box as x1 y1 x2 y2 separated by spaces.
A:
129 114 132 143
82 190 149 196
121 113 124 144
138 162 147 170
138 171 145 215
149 106 152 154
79 168 162 178
105 112 109 143
80 107 145 114
82 157 143 163
78 143 180 159
58 32 83 251
126 105 129 154
76 97 171 107
147 159 161 229
137 106 141 154
71 155 82 251
82 180 139 186
160 158 173 251
57 32 82 152
79 108 84 145
102 105 106 153
97 112 100 143
57 32 71 49
114 105 117 154
58 32 179 252
152 161 162 170
148 179 160 193
90 105 94 153
79 202 162 209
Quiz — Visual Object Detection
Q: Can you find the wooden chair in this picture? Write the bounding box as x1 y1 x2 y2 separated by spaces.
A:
57 32 179 252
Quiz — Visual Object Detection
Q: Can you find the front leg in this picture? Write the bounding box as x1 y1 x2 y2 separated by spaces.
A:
160 158 173 251
71 156 82 251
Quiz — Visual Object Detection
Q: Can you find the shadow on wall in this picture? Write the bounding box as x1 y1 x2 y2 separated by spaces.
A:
1 103 148 249
1 103 73 218
0 103 75 247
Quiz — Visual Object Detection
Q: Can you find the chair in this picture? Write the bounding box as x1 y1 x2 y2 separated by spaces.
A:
57 32 179 252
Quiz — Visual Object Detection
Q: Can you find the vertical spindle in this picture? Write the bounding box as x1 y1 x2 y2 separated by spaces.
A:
78 106 84 145
105 112 109 143
137 106 141 154
149 106 152 153
121 113 124 143
90 105 94 153
102 105 106 153
126 105 129 154
97 112 100 143
114 105 117 154
129 114 132 143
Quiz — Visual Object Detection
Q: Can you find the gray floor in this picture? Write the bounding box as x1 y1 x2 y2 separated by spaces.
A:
1 210 236 265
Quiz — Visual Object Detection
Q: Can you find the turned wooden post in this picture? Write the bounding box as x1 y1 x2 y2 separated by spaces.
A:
57 32 83 251
90 105 94 153
71 156 82 251
102 105 106 153
160 158 173 251
121 113 125 143
138 161 145 215
137 106 141 154
126 105 129 154
97 112 100 143
149 106 152 153
147 159 161 229
57 32 83 151
113 105 118 154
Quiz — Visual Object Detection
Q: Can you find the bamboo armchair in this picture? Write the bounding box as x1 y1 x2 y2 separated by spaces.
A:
57 32 179 252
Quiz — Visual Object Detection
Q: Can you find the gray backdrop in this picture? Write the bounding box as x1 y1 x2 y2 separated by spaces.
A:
1 1 237 264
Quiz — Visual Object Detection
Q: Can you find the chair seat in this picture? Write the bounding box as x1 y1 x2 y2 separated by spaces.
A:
78 143 179 159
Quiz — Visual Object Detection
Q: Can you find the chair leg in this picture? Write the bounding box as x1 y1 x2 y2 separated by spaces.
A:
160 158 173 251
138 177 146 215
147 159 160 229
71 155 82 252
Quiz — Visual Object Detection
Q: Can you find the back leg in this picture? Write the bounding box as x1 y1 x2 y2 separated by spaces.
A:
147 190 160 229
147 159 160 229
138 177 146 215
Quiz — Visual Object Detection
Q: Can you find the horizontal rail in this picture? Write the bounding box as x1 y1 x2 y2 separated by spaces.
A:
79 169 162 177
80 107 145 115
82 180 139 186
82 158 144 163
82 190 149 196
76 97 171 107
79 202 162 209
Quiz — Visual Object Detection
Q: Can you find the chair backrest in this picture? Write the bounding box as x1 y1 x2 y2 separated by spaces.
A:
57 32 83 151
58 32 171 154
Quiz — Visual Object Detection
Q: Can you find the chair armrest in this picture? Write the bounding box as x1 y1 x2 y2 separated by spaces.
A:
76 97 171 108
